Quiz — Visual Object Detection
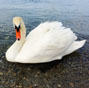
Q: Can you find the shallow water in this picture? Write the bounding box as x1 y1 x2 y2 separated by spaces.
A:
0 0 89 88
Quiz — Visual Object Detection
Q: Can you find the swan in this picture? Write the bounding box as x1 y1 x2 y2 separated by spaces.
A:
6 17 86 63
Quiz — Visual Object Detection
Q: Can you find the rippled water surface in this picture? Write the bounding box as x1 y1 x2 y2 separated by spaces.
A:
0 0 89 49
0 0 89 34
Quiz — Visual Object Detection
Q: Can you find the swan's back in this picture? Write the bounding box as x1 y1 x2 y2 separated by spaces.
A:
26 22 66 43
15 21 86 63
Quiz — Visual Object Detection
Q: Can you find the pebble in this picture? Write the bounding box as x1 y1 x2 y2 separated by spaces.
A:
5 36 9 40
69 82 74 87
16 85 22 88
0 72 3 75
58 84 61 88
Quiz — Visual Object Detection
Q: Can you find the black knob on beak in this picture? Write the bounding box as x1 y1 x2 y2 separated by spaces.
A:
15 25 20 32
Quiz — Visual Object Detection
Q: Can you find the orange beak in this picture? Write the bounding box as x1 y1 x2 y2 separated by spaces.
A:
16 29 21 40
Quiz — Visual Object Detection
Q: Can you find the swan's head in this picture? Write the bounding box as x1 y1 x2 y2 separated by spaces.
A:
13 17 23 41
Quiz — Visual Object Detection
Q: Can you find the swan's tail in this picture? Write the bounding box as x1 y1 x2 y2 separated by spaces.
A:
64 40 86 56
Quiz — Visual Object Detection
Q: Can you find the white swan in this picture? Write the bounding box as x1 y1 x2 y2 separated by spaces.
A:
6 17 86 63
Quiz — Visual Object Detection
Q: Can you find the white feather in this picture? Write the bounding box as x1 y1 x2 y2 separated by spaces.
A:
6 17 86 63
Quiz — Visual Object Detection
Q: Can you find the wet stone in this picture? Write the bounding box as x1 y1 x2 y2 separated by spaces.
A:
69 82 74 87
0 72 3 75
57 84 61 88
5 36 9 40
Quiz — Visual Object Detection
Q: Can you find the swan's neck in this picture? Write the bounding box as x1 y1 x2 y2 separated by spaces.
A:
20 20 26 43
12 21 26 53
12 20 27 52
6 20 26 62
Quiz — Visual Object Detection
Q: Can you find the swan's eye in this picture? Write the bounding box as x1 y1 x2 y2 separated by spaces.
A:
15 25 17 29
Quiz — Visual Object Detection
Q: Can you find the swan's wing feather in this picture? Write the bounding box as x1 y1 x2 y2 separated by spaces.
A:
15 25 77 63
32 28 77 61
26 21 63 40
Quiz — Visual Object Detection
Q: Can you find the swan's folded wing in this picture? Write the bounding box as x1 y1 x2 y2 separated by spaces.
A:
32 28 77 61
15 28 77 63
26 21 63 41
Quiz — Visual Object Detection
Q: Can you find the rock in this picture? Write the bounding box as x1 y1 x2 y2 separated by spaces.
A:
0 72 3 75
58 84 61 88
69 83 74 87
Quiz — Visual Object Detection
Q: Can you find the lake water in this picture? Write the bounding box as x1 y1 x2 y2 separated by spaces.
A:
0 0 89 53
0 0 89 88
0 0 89 57
0 0 89 36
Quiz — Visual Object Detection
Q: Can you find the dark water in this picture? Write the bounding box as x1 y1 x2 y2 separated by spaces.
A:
0 0 89 50
0 0 89 88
